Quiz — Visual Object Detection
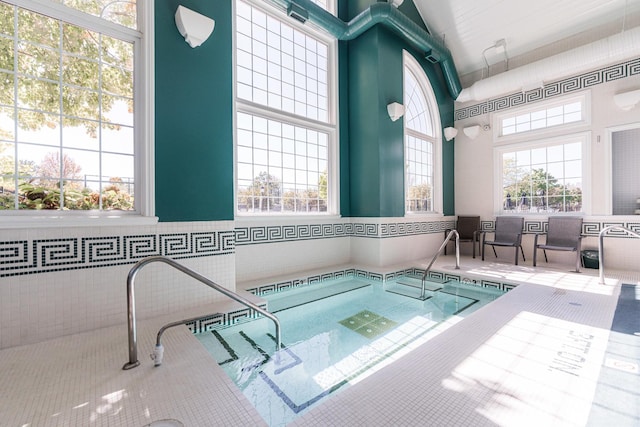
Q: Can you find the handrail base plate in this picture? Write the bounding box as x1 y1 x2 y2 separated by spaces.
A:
123 360 140 370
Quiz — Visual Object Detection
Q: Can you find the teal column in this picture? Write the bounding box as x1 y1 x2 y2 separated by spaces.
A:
154 0 234 221
346 24 455 217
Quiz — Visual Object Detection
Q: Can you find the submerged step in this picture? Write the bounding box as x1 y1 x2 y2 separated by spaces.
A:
385 276 444 300
265 278 372 312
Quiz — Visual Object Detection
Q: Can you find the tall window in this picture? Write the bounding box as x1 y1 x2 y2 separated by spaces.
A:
403 51 441 214
235 0 336 215
0 1 143 213
494 93 591 215
497 134 588 214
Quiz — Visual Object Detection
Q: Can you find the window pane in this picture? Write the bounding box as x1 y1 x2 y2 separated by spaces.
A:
500 140 583 213
236 0 329 123
499 97 585 137
55 0 137 29
1 4 137 211
236 112 328 213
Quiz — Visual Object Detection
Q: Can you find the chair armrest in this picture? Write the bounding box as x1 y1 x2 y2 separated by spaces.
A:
480 230 489 245
533 233 544 247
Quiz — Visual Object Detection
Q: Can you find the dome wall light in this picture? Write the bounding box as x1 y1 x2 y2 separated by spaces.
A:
175 5 215 48
387 102 405 121
463 125 481 139
613 89 640 111
443 127 458 141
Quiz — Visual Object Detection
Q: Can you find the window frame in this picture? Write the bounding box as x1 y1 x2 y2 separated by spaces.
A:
604 121 640 216
493 131 591 216
0 0 155 228
233 0 339 218
493 91 591 145
403 50 442 216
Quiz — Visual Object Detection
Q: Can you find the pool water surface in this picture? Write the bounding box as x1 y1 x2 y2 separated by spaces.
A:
196 276 505 426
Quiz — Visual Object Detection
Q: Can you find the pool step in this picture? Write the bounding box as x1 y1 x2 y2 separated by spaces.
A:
384 277 443 301
266 280 372 312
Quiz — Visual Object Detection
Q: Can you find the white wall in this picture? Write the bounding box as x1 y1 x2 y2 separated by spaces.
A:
235 216 452 283
234 217 352 284
0 221 235 349
454 63 640 271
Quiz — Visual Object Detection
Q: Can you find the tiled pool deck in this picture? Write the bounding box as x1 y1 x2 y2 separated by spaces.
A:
0 256 638 426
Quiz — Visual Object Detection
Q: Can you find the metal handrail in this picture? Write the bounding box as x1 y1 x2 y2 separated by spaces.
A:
123 255 282 370
420 229 460 298
598 225 640 284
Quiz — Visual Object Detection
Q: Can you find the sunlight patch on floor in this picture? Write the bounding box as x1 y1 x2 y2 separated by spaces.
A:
442 311 609 426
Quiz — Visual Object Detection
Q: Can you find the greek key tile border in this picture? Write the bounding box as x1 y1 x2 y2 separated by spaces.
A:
455 58 640 120
0 230 235 278
246 267 384 296
185 302 269 334
245 265 517 297
383 267 518 292
189 265 519 333
480 219 640 237
235 220 453 246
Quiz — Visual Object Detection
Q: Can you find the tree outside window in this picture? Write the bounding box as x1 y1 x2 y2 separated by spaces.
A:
0 2 136 211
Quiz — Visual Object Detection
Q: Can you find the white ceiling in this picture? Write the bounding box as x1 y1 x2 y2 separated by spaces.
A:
413 0 640 85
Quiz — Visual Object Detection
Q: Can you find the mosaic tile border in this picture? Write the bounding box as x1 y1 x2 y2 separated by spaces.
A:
0 230 235 278
383 267 518 292
2 219 635 278
246 267 385 296
191 265 517 335
245 265 517 297
455 58 640 120
480 219 640 237
234 218 639 248
235 220 454 246
185 302 268 334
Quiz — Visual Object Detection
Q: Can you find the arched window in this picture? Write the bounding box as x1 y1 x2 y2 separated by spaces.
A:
403 51 442 214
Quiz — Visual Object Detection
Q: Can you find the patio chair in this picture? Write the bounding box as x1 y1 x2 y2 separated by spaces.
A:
444 216 481 258
482 216 525 265
533 217 583 272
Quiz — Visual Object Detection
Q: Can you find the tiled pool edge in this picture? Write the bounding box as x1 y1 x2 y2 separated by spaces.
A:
185 266 519 334
245 266 519 296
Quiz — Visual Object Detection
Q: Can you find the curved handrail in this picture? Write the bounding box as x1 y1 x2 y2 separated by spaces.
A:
123 256 282 370
598 225 640 284
420 230 460 298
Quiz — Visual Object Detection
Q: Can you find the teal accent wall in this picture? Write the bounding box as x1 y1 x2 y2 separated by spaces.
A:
344 3 455 217
153 0 453 221
155 0 234 221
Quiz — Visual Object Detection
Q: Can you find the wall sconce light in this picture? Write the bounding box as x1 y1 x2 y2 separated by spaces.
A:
443 127 458 141
387 102 405 121
175 5 215 48
613 89 640 111
389 0 405 7
463 125 481 139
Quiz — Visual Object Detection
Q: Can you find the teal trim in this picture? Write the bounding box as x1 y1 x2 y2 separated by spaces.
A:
338 40 351 217
155 1 234 221
347 24 455 217
267 0 462 99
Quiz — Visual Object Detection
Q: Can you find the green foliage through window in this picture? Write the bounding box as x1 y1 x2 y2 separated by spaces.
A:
0 2 136 211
